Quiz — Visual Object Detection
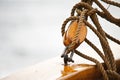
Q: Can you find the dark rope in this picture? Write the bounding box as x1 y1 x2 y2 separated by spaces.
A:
95 0 120 27
105 32 120 45
107 70 120 80
102 0 120 8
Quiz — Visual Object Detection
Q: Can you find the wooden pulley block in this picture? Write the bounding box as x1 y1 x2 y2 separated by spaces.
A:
63 20 87 49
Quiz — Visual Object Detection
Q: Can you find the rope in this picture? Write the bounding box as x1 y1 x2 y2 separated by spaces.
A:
102 0 120 8
61 0 120 79
61 16 78 36
85 38 111 70
84 20 113 70
71 2 93 16
67 9 87 51
74 50 109 80
107 70 120 79
95 0 120 27
87 8 98 16
89 10 117 71
105 32 120 45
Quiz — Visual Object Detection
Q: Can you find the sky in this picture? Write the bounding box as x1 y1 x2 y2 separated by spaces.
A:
0 0 119 78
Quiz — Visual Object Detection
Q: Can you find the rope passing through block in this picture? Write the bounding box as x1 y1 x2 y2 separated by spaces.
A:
61 9 88 65
61 0 120 80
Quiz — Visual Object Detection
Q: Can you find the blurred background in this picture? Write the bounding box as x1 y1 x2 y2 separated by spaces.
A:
0 0 119 78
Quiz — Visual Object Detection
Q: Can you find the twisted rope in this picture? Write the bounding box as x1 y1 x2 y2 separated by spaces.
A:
84 20 113 70
90 12 117 71
71 2 93 16
74 50 109 80
61 16 78 36
61 0 120 79
85 38 111 70
67 9 88 51
105 32 120 45
95 0 120 27
102 0 120 8
86 8 98 16
107 70 120 79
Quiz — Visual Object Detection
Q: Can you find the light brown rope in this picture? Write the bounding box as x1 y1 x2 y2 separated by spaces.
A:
61 0 120 79
61 16 78 36
74 50 109 80
85 38 111 70
71 2 93 16
67 9 88 51
89 11 117 71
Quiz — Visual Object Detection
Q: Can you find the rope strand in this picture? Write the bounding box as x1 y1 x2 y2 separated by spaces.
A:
74 50 109 80
61 16 78 36
102 0 120 8
68 9 87 51
61 0 120 79
85 38 111 70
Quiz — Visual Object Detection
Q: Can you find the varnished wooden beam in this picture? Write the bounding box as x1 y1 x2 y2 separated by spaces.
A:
57 59 120 80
